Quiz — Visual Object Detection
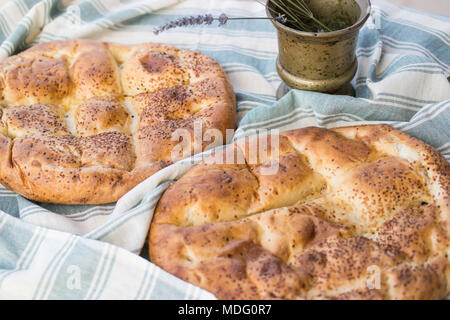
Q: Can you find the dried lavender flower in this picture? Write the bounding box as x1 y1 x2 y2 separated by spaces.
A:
218 13 228 26
204 14 214 25
276 13 287 24
267 0 333 32
153 13 288 35
153 14 214 35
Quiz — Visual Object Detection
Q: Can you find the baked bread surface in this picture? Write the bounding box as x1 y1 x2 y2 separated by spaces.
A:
0 40 236 203
149 124 450 299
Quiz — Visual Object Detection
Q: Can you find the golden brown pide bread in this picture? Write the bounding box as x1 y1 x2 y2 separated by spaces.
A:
0 40 236 204
150 125 450 300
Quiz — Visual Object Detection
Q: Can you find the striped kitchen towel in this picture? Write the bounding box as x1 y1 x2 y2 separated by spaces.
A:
0 0 449 299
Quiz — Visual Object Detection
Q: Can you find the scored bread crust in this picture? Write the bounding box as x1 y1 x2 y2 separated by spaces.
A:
0 40 236 204
149 124 450 300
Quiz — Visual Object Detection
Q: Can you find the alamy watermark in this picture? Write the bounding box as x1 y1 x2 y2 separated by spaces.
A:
66 264 81 290
171 121 280 175
366 265 381 290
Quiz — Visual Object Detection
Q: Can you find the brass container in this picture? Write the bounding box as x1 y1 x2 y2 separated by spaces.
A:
267 0 371 98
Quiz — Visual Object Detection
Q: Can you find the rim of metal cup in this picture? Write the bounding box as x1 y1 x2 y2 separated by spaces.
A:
266 0 372 38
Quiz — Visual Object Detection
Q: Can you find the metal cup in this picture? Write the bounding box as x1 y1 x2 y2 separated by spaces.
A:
267 0 371 98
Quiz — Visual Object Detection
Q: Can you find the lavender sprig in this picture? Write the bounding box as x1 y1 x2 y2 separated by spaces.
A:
153 14 214 35
153 13 287 35
267 0 332 32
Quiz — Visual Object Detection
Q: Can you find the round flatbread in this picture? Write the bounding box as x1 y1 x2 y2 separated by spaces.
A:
0 40 236 204
150 124 450 300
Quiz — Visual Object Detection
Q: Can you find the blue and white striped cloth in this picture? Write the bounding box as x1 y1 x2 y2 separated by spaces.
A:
0 0 449 299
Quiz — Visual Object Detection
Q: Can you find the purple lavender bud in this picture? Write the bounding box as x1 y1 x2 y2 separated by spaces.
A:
204 14 214 25
193 15 203 24
180 17 189 26
276 13 287 24
188 16 196 25
218 13 228 26
173 18 182 26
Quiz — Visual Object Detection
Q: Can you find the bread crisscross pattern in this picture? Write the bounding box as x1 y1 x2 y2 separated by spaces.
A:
149 125 450 300
0 40 236 204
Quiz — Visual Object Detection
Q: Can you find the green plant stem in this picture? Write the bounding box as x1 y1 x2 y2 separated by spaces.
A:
267 0 333 32
288 0 333 32
268 0 311 30
310 16 333 32
286 0 311 16
270 1 314 31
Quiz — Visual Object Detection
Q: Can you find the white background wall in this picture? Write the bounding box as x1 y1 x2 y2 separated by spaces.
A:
388 0 450 16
